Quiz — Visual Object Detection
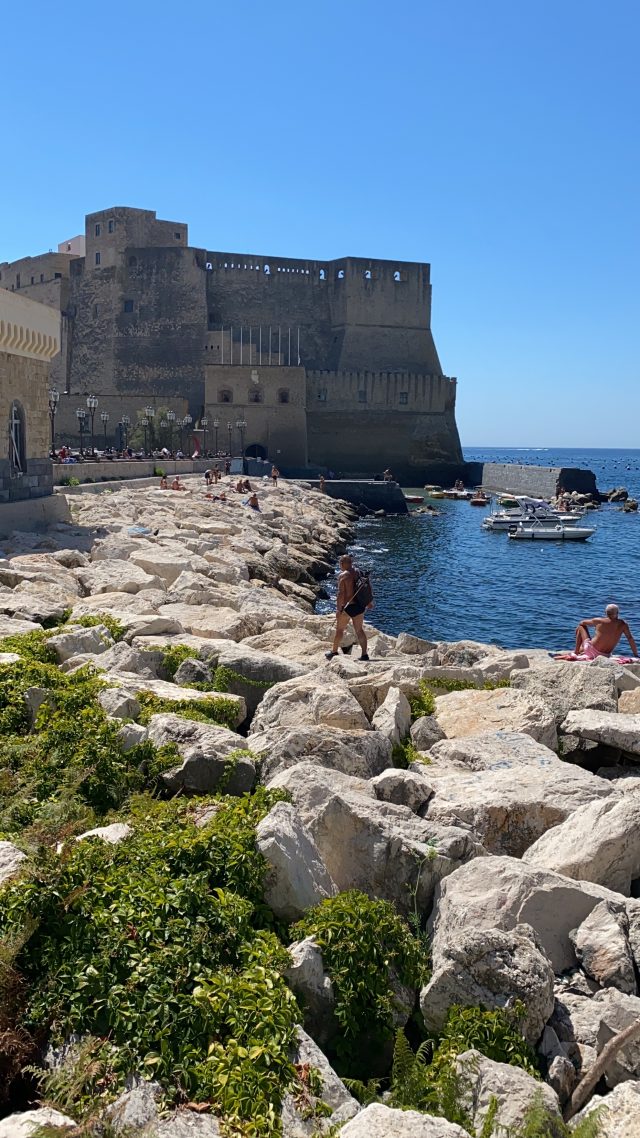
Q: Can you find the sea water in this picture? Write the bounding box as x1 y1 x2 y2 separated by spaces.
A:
317 447 640 651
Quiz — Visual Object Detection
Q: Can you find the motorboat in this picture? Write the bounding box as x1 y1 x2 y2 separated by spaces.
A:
507 520 596 542
481 495 584 531
441 488 475 500
469 493 490 506
404 494 424 504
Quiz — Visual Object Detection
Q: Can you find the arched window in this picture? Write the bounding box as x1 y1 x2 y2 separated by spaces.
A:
277 389 290 404
248 389 263 403
9 401 26 474
218 389 233 403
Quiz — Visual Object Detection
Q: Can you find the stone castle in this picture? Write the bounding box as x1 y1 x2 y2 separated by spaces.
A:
0 206 463 479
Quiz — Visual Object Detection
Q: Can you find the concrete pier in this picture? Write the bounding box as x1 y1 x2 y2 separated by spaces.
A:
303 480 408 514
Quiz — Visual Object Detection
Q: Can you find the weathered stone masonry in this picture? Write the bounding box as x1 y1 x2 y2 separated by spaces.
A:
1 207 463 477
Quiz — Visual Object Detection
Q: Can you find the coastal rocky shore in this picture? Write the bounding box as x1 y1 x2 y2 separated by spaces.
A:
1 476 640 1137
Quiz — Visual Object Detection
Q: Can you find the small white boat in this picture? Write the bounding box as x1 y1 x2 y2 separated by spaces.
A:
508 521 596 542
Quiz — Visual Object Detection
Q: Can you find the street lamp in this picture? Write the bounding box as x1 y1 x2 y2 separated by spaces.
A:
48 388 59 457
76 407 87 456
100 411 110 450
182 414 192 456
86 394 98 456
226 421 233 454
213 417 220 455
121 415 131 450
140 416 149 453
201 417 208 456
144 405 155 450
236 418 247 456
167 410 176 454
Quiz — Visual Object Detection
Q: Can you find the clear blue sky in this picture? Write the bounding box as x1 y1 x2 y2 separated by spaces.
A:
3 0 639 447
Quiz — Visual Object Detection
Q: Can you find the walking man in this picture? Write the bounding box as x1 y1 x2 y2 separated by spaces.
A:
325 554 373 661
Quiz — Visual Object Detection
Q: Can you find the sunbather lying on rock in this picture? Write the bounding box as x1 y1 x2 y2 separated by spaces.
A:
555 604 638 660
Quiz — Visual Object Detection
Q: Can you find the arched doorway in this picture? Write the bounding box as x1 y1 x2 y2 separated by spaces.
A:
245 443 267 459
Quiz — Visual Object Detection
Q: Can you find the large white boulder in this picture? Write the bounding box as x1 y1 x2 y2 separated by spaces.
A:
434 688 558 751
511 659 618 723
455 1049 560 1136
561 709 640 755
428 730 565 772
146 714 254 796
372 686 412 744
0 841 27 886
522 795 640 895
572 1080 640 1137
249 725 392 782
339 1103 471 1137
370 769 434 814
280 1027 359 1136
76 561 165 595
256 802 336 920
420 923 554 1044
428 855 623 972
267 762 484 918
45 624 114 663
0 1109 76 1136
285 938 336 1048
158 603 257 641
251 671 371 734
551 986 640 1087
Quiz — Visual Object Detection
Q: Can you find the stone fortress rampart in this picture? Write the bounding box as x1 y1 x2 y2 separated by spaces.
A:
1 207 463 478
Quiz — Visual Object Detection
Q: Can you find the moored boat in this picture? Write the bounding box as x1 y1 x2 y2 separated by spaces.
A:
507 520 596 542
404 495 424 504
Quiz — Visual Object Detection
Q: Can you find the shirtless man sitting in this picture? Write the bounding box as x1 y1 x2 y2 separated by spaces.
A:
575 604 638 659
325 554 373 662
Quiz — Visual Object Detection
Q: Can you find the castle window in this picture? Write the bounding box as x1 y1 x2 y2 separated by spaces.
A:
218 389 233 403
95 224 101 237
319 269 326 280
358 390 367 403
174 232 181 240
9 401 26 475
55 272 62 279
264 264 271 275
108 220 114 233
248 389 263 403
399 392 408 405
16 274 20 289
317 388 327 402
277 389 290 404
95 252 101 266
30 276 34 285
123 299 134 313
364 270 372 280
67 244 71 251
206 262 213 270
394 270 407 282
336 269 344 280
40 274 44 282
128 256 137 267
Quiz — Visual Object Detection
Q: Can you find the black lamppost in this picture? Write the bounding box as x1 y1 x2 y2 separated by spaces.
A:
122 415 131 450
227 421 233 454
167 410 176 455
144 405 155 451
48 388 59 457
86 394 98 456
160 419 168 450
213 417 220 455
201 416 208 456
182 414 192 455
100 411 109 451
236 418 247 456
141 416 149 454
76 407 87 456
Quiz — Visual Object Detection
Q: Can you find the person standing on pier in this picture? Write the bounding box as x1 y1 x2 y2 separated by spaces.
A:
325 554 373 662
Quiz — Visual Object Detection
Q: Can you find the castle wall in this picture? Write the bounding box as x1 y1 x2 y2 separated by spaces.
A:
204 364 307 466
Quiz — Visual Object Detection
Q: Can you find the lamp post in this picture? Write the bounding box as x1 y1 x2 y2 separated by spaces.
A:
167 410 176 455
121 415 131 451
226 421 233 455
235 418 247 457
213 417 220 456
76 407 87 456
144 405 155 451
140 416 149 454
100 411 109 451
86 394 98 456
182 414 192 456
201 416 208 456
48 388 59 457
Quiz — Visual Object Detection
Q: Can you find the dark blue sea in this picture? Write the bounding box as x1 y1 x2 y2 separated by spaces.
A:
318 448 640 651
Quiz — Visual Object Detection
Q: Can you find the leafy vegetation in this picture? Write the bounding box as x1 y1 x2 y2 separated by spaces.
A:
136 691 240 730
160 643 196 680
292 891 427 1077
391 739 423 768
408 681 436 720
72 613 127 642
510 1091 603 1138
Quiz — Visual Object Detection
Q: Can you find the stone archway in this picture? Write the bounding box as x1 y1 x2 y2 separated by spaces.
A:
245 443 267 459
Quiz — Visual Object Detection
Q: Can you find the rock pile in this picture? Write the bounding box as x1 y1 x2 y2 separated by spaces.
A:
1 474 640 1137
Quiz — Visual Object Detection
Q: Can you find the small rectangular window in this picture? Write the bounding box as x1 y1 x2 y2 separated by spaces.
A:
30 276 34 285
358 390 367 403
16 274 20 288
317 388 327 402
95 252 101 266
174 232 181 240
399 392 408 405
95 223 101 237
108 220 114 233
248 390 263 403
123 299 134 313
54 272 62 279
40 273 44 282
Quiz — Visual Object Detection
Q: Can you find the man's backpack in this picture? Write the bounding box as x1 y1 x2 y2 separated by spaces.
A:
352 567 373 607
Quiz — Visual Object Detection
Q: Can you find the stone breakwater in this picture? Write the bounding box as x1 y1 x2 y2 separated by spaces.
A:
2 477 640 1136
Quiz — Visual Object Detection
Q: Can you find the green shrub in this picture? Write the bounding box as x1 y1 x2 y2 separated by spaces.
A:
409 681 436 720
136 691 240 730
71 613 126 642
292 891 426 1076
160 643 195 680
392 740 422 768
0 790 298 1129
0 630 59 665
154 466 166 477
510 1091 603 1138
